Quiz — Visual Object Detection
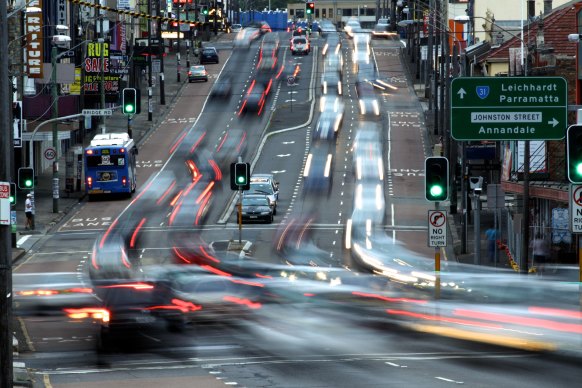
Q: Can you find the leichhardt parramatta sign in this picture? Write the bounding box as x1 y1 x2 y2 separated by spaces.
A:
450 77 567 141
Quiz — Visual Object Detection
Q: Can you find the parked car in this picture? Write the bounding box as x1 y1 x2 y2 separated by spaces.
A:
188 65 208 82
231 24 242 33
199 47 219 64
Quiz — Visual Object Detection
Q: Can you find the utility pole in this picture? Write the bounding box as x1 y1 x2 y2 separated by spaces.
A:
186 5 191 69
0 1 14 386
99 16 106 133
177 2 181 83
157 0 165 105
148 0 153 121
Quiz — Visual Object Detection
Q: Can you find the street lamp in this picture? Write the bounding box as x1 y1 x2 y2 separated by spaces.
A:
50 25 70 213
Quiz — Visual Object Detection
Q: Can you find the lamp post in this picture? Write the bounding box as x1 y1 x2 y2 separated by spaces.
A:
51 26 71 214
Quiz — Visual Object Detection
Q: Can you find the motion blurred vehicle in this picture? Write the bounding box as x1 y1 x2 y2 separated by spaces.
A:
344 19 361 38
168 176 215 227
321 71 342 95
303 143 334 195
355 81 380 117
14 272 99 316
90 279 193 350
188 65 208 82
353 32 371 56
322 33 341 56
231 24 242 33
146 265 263 324
89 232 134 282
248 174 279 214
319 94 344 114
199 47 219 64
372 18 394 39
324 52 344 76
214 128 247 168
313 105 344 141
290 36 310 55
352 182 385 226
241 194 274 223
239 79 272 115
234 27 260 48
352 121 382 164
354 142 384 182
209 74 233 99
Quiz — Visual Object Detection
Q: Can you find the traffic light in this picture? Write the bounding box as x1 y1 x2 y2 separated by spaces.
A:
424 157 449 201
9 183 16 205
18 167 34 190
567 125 582 184
202 7 209 15
306 2 315 15
230 162 250 190
122 88 141 115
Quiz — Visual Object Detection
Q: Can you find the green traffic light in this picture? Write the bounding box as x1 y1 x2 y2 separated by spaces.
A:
576 162 582 177
125 104 135 113
9 195 15 204
429 185 443 198
237 176 246 184
24 179 32 188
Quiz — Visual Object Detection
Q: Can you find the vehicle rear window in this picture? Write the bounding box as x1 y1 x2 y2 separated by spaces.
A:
294 38 307 44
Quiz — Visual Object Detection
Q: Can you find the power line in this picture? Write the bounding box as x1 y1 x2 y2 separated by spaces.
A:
67 0 195 24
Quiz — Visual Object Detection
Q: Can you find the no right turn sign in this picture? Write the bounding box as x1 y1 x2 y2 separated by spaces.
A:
428 210 447 247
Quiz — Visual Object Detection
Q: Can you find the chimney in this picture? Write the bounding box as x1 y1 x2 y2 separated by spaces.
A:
528 0 535 19
544 0 553 15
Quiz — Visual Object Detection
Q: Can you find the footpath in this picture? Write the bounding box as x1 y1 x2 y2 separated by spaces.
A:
399 41 510 270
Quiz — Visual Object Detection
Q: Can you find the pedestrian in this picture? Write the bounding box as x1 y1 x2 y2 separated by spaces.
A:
24 193 34 230
531 233 550 274
485 226 498 263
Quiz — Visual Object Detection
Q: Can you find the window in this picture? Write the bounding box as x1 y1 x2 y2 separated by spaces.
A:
315 9 319 18
290 9 294 16
322 9 326 18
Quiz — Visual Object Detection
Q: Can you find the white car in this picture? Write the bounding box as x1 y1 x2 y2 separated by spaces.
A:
290 36 310 55
231 24 242 33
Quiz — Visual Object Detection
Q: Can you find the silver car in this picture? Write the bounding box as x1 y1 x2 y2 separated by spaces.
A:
248 174 279 215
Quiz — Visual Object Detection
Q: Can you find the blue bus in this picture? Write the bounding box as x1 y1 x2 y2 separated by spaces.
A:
84 133 138 198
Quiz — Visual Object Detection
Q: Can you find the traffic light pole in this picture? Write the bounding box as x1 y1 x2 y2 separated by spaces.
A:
0 2 13 384
238 189 242 244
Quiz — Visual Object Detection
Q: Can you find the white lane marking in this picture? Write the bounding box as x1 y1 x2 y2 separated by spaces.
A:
17 234 32 247
435 376 464 384
385 362 407 368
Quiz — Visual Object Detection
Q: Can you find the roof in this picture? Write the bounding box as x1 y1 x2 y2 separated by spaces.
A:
483 1 578 63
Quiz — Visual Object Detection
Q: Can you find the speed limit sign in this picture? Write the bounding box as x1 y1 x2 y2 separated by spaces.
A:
44 147 56 161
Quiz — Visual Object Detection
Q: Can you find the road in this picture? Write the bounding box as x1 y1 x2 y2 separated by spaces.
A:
12 31 582 387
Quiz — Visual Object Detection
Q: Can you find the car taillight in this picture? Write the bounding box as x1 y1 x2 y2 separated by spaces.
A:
87 176 92 188
188 71 192 76
122 176 127 186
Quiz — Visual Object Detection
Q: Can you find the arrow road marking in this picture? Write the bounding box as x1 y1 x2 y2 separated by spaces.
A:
271 170 286 174
457 88 466 99
548 118 559 127
276 154 291 157
282 141 295 144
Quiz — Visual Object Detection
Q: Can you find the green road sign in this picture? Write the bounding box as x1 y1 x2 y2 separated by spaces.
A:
450 76 568 141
